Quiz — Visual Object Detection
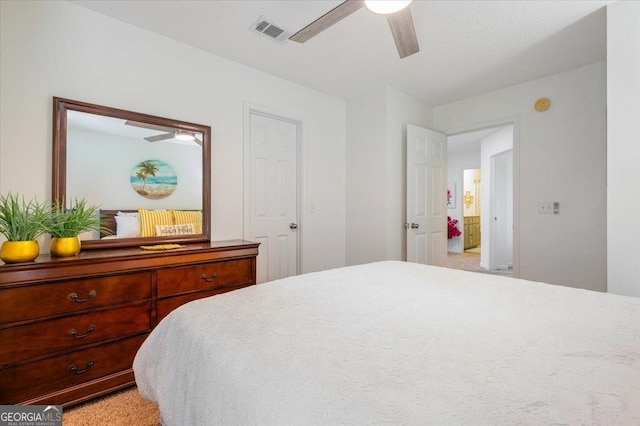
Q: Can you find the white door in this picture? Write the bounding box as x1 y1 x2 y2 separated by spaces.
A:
246 111 298 283
406 125 447 265
490 149 513 271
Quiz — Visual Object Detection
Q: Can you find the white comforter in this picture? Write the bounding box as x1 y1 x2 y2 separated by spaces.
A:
134 261 640 425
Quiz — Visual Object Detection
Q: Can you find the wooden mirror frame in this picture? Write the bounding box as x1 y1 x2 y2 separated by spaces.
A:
52 97 211 250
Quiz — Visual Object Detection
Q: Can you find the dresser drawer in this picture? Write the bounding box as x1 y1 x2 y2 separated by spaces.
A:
157 258 254 298
0 335 146 405
156 286 246 324
0 272 151 325
0 303 150 367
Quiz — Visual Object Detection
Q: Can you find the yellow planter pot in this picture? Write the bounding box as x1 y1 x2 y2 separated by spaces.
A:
50 236 81 257
0 240 40 263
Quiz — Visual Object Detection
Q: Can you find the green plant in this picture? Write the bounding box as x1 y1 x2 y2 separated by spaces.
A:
0 193 49 241
44 198 104 238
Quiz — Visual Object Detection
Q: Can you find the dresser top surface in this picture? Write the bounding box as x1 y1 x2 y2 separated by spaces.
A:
0 240 259 283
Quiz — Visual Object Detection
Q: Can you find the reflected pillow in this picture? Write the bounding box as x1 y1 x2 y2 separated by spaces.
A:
117 211 139 217
138 209 174 237
171 210 202 234
155 223 196 236
115 215 140 238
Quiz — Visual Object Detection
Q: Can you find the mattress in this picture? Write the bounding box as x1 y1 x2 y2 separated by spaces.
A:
133 261 640 425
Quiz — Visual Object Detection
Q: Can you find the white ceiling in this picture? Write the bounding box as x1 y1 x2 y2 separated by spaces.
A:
67 110 202 147
69 0 611 106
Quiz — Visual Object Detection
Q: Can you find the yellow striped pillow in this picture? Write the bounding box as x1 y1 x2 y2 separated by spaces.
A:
138 209 174 237
171 210 202 234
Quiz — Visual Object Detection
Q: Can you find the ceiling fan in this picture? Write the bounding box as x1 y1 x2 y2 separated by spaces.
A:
125 120 202 145
289 0 419 59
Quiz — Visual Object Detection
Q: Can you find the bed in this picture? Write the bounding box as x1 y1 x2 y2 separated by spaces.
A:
99 209 203 239
133 261 640 425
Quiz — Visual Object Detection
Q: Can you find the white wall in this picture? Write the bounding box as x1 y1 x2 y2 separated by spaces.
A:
434 62 607 292
68 129 202 210
0 0 346 273
607 1 640 297
345 86 431 265
345 90 387 265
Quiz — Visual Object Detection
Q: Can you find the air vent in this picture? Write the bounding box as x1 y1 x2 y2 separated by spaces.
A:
250 16 291 42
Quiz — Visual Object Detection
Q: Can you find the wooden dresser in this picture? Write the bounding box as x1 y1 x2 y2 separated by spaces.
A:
0 240 258 407
463 216 481 249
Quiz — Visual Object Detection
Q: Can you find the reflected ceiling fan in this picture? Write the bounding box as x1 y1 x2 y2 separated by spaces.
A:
289 0 419 59
125 120 202 145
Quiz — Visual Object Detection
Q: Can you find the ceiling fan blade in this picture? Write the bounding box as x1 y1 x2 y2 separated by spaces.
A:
125 120 175 133
386 7 419 59
145 133 174 142
289 0 364 43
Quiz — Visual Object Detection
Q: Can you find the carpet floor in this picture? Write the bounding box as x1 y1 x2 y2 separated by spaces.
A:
447 251 513 277
62 387 160 426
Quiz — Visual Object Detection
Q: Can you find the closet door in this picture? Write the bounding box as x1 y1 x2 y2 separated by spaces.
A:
246 111 299 283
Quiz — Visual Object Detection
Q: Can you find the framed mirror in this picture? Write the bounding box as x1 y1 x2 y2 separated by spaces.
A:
53 97 211 249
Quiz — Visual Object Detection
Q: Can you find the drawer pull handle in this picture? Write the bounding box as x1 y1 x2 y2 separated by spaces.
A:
68 290 97 303
201 272 218 282
69 324 96 339
68 360 95 375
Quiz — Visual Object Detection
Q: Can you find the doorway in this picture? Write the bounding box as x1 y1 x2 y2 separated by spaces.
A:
462 168 481 255
446 124 514 276
244 104 302 283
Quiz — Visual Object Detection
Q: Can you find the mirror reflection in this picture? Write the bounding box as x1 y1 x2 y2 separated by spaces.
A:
463 168 481 216
53 97 211 249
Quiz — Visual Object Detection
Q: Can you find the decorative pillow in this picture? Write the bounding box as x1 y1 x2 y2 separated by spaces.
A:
115 215 141 238
138 209 174 237
117 211 139 217
155 223 196 236
171 210 202 234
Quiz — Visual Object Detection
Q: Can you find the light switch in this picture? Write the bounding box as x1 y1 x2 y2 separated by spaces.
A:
538 201 559 214
538 202 552 214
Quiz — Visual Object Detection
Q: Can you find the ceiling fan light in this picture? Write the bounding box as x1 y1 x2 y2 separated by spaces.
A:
175 131 195 141
364 0 413 15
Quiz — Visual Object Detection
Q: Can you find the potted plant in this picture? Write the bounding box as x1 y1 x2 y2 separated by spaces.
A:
0 193 49 263
44 198 102 257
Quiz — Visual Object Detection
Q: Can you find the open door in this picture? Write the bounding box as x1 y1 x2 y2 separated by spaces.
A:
406 125 447 265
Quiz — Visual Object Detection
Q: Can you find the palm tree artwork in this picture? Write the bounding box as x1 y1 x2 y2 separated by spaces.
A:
136 161 159 194
130 160 177 199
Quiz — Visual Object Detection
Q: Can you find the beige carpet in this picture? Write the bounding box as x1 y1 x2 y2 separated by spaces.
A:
63 387 160 426
447 252 512 276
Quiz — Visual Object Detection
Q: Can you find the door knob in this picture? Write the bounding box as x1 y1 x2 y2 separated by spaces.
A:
289 223 298 230
411 223 419 229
